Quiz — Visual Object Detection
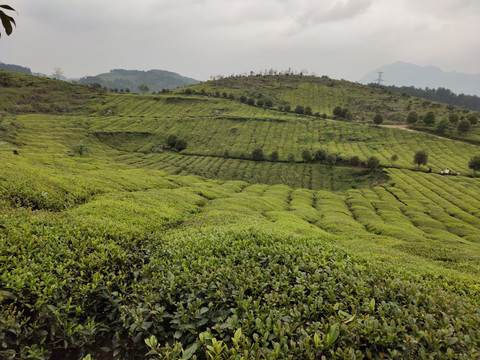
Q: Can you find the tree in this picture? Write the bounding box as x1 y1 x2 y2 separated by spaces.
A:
423 111 436 126
332 106 342 118
138 84 150 94
458 119 471 134
314 149 327 162
468 155 480 175
304 106 312 116
448 112 459 124
256 99 264 107
251 148 264 161
467 113 479 126
239 95 247 103
413 150 428 167
436 118 450 134
246 98 255 106
390 154 398 164
269 150 279 161
406 111 418 124
174 138 187 151
0 4 15 38
167 134 178 148
349 156 360 167
301 149 312 162
373 113 383 125
294 105 304 114
366 156 380 170
325 153 337 166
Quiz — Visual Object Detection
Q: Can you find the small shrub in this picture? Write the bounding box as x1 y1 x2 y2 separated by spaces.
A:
294 105 304 114
366 156 380 169
72 143 90 157
314 149 327 162
349 156 360 167
325 153 337 166
251 148 264 161
269 150 279 162
301 149 312 162
167 134 178 148
174 139 187 151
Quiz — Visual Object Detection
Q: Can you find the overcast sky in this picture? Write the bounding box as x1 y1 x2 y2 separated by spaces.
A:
1 0 479 81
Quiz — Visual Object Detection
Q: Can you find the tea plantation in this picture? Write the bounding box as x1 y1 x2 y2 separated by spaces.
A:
1 70 480 359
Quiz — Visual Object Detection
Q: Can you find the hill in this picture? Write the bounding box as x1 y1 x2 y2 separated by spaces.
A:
1 71 480 359
0 61 32 75
360 61 480 97
78 68 200 93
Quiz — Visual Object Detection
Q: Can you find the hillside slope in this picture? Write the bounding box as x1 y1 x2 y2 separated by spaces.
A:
1 72 480 359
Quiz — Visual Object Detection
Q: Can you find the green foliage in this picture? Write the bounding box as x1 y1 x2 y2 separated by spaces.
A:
301 149 312 162
373 113 383 125
423 111 436 125
167 134 178 148
406 111 418 124
436 118 450 134
468 113 479 126
0 4 16 38
138 84 150 94
2 71 480 360
314 149 327 162
325 153 337 166
251 147 264 161
294 105 304 114
458 119 472 134
269 150 279 161
366 156 380 169
449 112 459 124
174 138 187 151
348 155 360 167
414 149 429 167
468 155 480 175
72 142 90 157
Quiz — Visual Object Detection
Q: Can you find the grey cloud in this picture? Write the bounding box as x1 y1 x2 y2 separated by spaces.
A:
296 0 373 26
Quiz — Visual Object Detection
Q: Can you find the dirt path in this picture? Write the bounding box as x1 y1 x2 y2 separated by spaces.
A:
379 124 451 140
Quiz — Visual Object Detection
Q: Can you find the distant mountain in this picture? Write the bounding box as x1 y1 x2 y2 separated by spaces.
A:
0 62 32 75
78 69 200 93
360 61 480 97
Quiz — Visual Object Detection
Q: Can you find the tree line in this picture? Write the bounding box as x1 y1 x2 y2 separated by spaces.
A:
375 84 480 112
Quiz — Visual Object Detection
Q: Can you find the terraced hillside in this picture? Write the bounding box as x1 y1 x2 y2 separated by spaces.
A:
1 71 480 359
